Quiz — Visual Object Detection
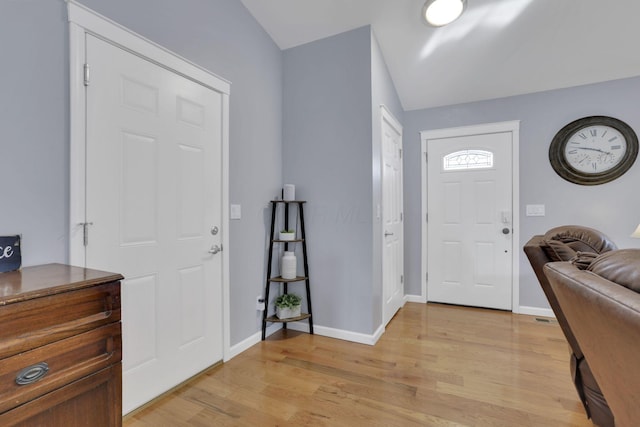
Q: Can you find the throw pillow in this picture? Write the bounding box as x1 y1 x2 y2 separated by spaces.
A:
541 239 577 262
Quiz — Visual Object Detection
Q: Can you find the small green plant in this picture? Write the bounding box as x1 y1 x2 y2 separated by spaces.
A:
280 229 295 233
275 293 301 308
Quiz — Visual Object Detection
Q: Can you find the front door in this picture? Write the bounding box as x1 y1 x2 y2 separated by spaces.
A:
382 107 404 324
427 129 513 310
85 34 224 413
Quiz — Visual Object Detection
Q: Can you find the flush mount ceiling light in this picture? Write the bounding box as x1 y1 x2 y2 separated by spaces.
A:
422 0 467 27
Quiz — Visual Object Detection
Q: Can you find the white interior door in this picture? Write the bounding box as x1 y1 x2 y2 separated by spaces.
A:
427 131 513 310
382 107 404 325
85 34 223 413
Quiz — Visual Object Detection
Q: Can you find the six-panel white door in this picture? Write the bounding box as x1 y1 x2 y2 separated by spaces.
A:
382 108 404 325
427 131 513 310
85 34 223 413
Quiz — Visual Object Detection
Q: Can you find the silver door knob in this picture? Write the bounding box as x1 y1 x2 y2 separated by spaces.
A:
384 231 394 237
208 244 222 254
502 228 510 235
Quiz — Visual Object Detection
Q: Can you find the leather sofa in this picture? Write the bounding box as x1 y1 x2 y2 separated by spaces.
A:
544 249 640 427
524 226 616 427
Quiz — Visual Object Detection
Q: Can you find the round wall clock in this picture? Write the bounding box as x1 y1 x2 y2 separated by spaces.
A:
549 116 638 185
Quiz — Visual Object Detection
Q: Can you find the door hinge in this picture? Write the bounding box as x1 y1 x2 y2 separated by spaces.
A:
400 212 403 221
425 213 428 222
425 152 428 161
79 222 93 246
400 274 404 284
426 272 429 281
399 148 403 159
83 63 90 86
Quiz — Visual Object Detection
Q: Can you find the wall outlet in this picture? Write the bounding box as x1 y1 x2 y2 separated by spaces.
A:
256 295 265 311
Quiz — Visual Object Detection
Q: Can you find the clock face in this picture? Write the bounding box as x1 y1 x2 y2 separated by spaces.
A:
549 116 639 185
563 125 627 174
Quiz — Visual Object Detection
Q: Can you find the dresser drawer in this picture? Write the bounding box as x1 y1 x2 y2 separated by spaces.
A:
0 363 122 427
0 322 121 413
0 282 120 359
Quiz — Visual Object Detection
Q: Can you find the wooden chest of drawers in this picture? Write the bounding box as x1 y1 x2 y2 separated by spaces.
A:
0 263 123 426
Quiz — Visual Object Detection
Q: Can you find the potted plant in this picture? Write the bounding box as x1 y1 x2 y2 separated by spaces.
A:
279 229 295 241
275 293 301 319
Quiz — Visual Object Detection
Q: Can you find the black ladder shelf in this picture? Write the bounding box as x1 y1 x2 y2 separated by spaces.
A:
262 200 314 340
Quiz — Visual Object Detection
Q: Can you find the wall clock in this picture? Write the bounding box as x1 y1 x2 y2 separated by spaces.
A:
549 116 638 185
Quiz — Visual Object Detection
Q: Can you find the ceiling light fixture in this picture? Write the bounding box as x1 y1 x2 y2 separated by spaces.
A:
422 0 467 27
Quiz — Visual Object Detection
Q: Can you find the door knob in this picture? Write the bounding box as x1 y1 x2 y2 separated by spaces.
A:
208 244 222 254
384 231 394 237
502 228 510 235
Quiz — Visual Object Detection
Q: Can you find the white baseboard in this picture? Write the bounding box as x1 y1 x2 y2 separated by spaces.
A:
518 305 555 318
227 323 282 360
405 294 426 303
230 318 385 360
287 321 385 346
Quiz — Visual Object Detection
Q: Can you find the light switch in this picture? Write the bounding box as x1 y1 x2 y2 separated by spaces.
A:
230 204 241 220
526 204 545 217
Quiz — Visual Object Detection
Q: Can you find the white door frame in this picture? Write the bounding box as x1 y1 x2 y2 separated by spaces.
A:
67 1 232 360
420 121 520 312
380 105 404 325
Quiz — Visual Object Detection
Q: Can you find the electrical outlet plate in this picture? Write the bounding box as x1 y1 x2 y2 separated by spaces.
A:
256 295 265 311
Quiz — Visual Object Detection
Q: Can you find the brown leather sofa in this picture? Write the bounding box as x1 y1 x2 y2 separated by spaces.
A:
545 249 640 427
524 226 616 427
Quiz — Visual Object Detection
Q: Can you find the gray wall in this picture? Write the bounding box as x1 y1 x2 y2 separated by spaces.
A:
10 0 631 346
283 27 375 334
281 26 404 335
1 0 283 346
404 76 640 309
0 0 70 266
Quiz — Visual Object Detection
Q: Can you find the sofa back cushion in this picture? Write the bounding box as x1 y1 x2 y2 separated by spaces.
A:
541 225 617 262
588 249 640 293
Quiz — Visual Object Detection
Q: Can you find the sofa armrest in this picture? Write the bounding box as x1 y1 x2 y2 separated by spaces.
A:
545 261 640 427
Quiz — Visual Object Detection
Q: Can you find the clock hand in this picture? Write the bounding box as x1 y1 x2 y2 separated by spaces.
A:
576 147 612 155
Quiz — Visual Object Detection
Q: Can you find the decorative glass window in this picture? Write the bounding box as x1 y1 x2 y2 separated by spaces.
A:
443 150 494 171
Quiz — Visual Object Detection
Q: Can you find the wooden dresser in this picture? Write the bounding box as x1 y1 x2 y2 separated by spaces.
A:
0 263 123 426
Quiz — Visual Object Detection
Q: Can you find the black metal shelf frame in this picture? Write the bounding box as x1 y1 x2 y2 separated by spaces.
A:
262 200 314 340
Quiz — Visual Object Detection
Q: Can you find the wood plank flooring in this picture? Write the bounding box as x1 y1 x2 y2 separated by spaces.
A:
123 303 592 426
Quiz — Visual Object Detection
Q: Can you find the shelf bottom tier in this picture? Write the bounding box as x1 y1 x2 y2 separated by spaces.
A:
266 313 311 323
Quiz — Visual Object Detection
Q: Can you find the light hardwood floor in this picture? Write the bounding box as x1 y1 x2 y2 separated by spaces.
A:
123 303 592 426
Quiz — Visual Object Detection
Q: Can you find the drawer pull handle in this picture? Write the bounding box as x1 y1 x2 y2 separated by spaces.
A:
15 362 49 385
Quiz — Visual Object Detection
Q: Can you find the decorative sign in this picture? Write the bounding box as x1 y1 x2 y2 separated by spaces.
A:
0 235 21 273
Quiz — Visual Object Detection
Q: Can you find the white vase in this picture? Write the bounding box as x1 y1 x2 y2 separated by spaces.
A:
283 184 295 201
276 305 301 319
281 251 296 279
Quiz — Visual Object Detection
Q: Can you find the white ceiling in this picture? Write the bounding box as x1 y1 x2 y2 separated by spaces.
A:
240 0 640 111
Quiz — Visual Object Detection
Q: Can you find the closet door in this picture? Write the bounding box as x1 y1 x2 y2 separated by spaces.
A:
85 34 224 413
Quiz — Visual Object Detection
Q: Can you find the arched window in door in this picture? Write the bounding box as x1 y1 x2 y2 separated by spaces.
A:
443 149 494 171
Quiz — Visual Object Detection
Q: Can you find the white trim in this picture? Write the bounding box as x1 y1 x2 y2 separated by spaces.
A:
420 120 521 312
379 105 404 327
220 93 231 361
228 323 282 359
66 1 231 362
66 1 230 93
421 139 428 303
68 21 86 267
287 322 385 346
380 104 403 135
519 306 555 318
405 294 427 304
